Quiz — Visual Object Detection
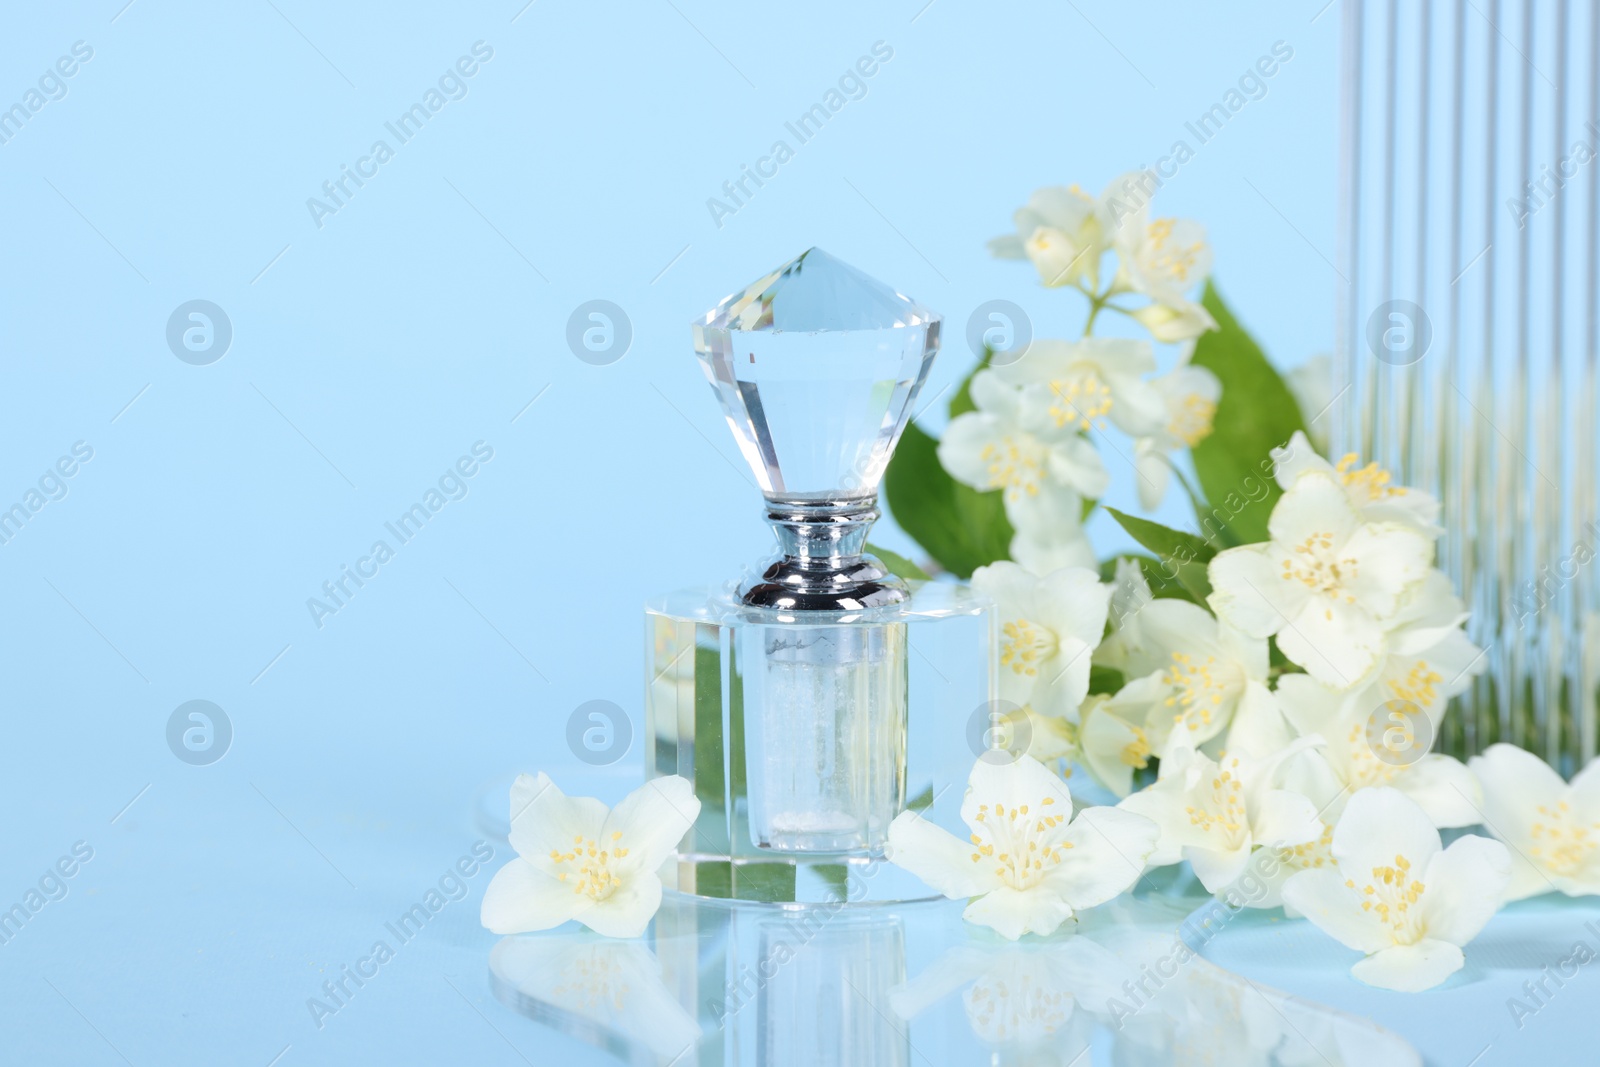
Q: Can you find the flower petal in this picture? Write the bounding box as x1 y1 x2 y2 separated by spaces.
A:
1251 788 1324 850
1048 435 1111 498
1082 684 1157 798
1331 787 1442 885
1270 431 1331 490
1277 596 1384 689
1117 774 1198 866
1420 834 1510 945
580 876 664 939
1394 755 1483 829
1226 679 1295 760
1274 674 1354 739
604 775 701 873
1280 868 1390 953
1208 545 1306 640
1009 519 1097 577
1569 751 1600 815
962 753 1076 828
1340 523 1435 618
1268 471 1361 550
1049 805 1158 908
508 772 608 865
1038 566 1113 651
480 857 591 935
1186 840 1253 892
988 234 1027 260
1349 939 1464 992
1134 441 1171 511
1135 599 1222 661
962 886 1076 939
938 413 1006 491
886 810 1003 900
1469 743 1565 838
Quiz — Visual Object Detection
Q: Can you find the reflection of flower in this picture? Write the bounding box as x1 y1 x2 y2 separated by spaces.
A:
971 561 1109 719
886 755 1157 939
1282 787 1509 992
489 934 700 1061
889 935 1121 1051
1207 470 1434 687
1118 742 1324 892
481 773 699 938
1470 743 1600 900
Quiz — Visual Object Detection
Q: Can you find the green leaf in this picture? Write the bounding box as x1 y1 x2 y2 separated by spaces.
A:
866 542 932 583
1189 281 1308 545
1104 508 1214 602
1088 664 1125 696
1104 507 1215 564
882 420 1014 578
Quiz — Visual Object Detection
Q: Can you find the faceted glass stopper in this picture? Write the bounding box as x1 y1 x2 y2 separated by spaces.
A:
692 248 941 502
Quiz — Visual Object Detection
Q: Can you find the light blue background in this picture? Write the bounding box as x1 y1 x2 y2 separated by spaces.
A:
0 1 1349 1063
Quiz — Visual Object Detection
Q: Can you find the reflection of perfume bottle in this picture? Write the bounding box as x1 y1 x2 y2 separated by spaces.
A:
646 250 996 901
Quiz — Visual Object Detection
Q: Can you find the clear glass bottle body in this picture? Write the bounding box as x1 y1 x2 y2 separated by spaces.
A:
644 580 994 903
740 619 906 854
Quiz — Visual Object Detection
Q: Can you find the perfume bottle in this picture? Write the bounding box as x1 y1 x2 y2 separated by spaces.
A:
646 249 996 902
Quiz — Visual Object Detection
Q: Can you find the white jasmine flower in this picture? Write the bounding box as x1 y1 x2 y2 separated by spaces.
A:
1469 743 1600 901
1272 431 1441 535
1207 469 1434 688
1132 365 1222 509
1281 787 1510 992
1367 571 1483 720
1095 599 1287 764
1274 673 1484 829
991 338 1167 438
971 561 1110 719
939 370 1109 528
1222 819 1338 913
1099 169 1217 342
1048 690 1171 799
481 773 699 939
886 755 1158 939
1284 355 1334 452
1117 741 1324 892
1025 698 1090 764
989 184 1107 290
1078 682 1158 798
1111 206 1213 308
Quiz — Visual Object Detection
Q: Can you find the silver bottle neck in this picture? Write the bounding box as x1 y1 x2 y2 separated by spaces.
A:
738 497 909 611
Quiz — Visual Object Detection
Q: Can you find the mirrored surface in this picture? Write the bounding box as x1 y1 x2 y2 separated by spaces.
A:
489 890 1421 1066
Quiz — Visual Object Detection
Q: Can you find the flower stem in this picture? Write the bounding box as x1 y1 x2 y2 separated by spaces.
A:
1083 302 1103 335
